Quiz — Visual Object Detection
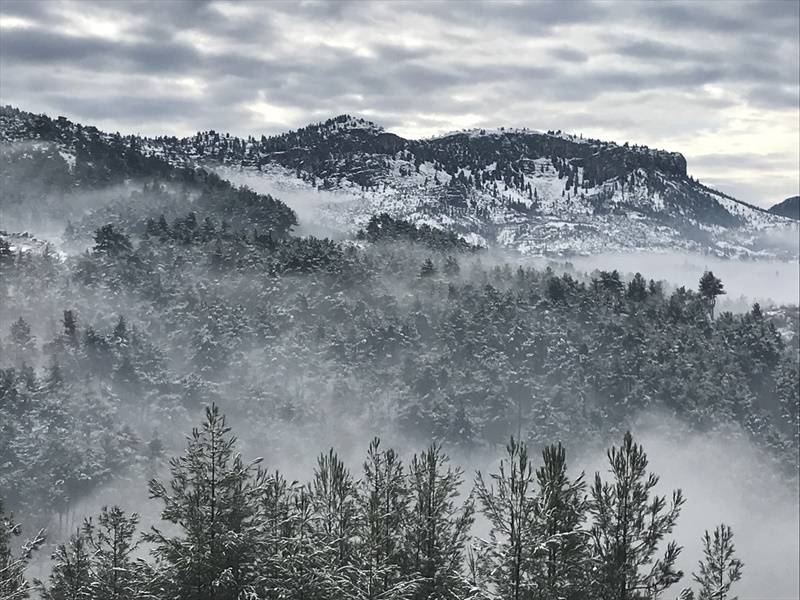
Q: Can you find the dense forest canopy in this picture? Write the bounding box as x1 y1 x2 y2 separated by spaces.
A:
0 106 798 599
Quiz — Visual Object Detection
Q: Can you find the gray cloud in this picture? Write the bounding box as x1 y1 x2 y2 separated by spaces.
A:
0 0 797 205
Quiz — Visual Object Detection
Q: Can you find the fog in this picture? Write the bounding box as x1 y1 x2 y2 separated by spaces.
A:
36 410 799 599
574 416 800 599
548 250 800 308
213 165 800 309
2 167 798 599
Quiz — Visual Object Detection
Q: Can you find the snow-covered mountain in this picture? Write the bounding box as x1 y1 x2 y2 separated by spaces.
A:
2 107 796 257
769 196 800 221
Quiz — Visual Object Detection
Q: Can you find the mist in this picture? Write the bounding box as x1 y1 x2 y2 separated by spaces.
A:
2 123 798 600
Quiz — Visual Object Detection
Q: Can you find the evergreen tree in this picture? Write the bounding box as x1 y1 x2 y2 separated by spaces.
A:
589 432 685 600
533 443 589 599
146 404 266 600
698 272 725 319
1 501 45 600
41 529 92 600
93 225 132 257
692 524 743 600
474 437 538 600
310 448 359 595
357 438 415 599
420 258 437 278
405 444 474 600
82 506 144 600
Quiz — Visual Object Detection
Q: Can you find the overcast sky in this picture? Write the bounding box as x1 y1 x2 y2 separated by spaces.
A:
1 0 798 206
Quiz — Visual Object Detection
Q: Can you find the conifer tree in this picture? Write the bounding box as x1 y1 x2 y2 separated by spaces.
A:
255 470 301 598
357 438 416 599
692 524 743 600
310 448 359 594
698 272 725 319
420 258 437 278
146 404 266 600
533 443 588 599
82 506 143 600
474 437 538 600
41 529 92 600
405 444 474 600
589 432 685 600
1 501 44 600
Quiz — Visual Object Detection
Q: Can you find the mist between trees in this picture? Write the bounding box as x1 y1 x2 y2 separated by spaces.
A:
2 404 751 600
1 213 798 598
1 103 798 599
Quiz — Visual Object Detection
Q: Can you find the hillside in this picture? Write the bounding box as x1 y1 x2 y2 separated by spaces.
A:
0 105 297 240
1 106 796 258
148 114 796 257
769 195 800 220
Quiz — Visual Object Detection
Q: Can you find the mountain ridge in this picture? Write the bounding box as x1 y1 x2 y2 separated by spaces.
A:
1 105 795 258
769 195 800 221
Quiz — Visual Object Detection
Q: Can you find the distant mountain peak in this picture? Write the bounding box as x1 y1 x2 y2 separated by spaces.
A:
768 195 800 220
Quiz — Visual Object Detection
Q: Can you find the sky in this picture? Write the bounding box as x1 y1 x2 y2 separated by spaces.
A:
0 0 798 207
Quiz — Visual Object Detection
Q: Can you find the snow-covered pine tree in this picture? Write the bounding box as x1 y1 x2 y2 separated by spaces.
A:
81 506 145 600
309 448 359 596
356 438 417 599
256 470 298 596
145 404 266 600
473 437 538 600
405 444 474 600
698 272 725 319
40 528 92 600
532 443 589 599
0 501 44 600
588 431 685 600
692 524 743 600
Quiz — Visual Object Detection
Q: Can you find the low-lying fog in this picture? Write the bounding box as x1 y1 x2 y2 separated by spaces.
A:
48 413 799 599
548 251 800 309
214 164 800 308
6 171 798 597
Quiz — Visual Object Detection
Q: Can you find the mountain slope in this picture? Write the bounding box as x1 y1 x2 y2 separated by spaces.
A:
0 105 297 239
149 114 796 257
1 106 795 257
769 196 800 220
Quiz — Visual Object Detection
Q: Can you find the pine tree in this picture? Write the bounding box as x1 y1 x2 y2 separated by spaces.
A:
692 524 743 600
1 501 45 600
41 529 92 600
474 437 538 600
533 443 589 599
256 470 299 597
420 258 437 278
93 224 132 257
146 404 266 600
698 272 725 319
310 448 359 595
589 432 685 600
82 506 144 600
357 438 416 599
405 444 474 600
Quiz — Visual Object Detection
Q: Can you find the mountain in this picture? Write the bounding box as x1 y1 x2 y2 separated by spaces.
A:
769 195 800 220
0 105 297 239
1 106 796 257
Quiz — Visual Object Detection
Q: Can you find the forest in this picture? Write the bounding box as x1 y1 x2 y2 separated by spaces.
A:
3 404 746 600
1 108 798 598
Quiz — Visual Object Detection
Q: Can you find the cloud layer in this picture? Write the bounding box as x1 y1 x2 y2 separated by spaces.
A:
1 0 798 206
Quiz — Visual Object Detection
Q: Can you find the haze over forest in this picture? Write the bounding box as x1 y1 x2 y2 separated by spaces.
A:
0 2 798 600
